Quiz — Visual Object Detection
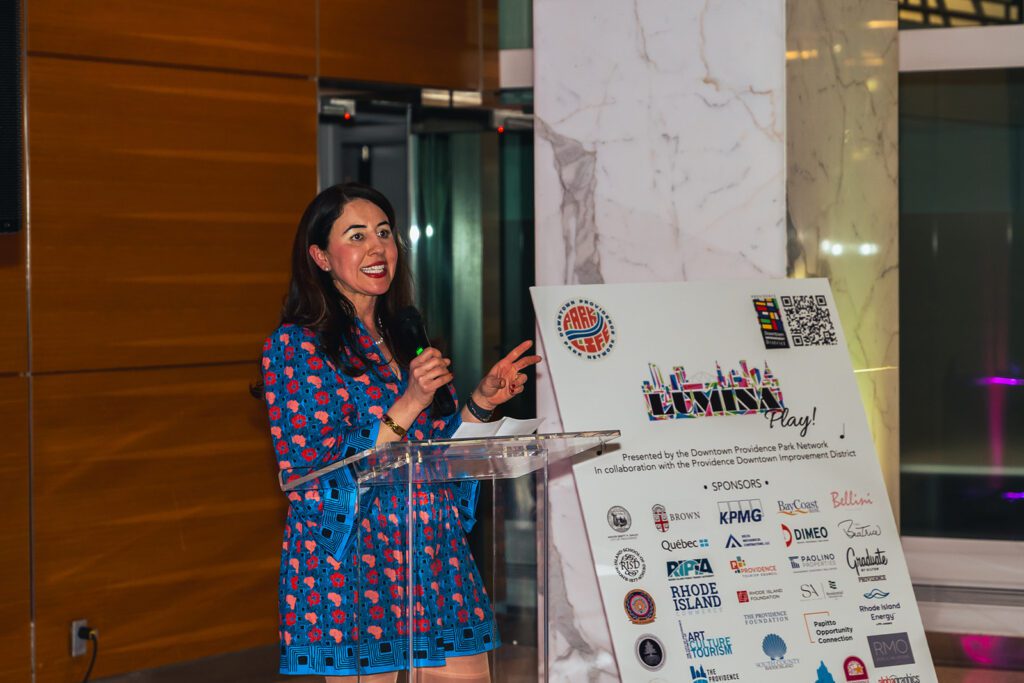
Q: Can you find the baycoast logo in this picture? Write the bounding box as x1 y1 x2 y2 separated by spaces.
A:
556 298 615 359
777 498 820 515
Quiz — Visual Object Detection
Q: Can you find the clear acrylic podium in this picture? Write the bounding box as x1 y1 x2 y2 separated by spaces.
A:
280 431 619 681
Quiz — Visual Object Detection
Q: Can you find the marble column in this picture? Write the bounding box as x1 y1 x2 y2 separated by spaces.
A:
533 1 786 679
786 0 900 514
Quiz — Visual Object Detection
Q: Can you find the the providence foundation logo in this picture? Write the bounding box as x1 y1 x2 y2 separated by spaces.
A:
555 298 615 359
642 360 784 420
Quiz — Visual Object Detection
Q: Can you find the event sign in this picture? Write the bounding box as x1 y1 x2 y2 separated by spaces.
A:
532 280 936 683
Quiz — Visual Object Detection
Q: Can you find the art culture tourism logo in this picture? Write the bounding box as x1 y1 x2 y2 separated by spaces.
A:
607 505 632 533
624 588 656 624
635 634 666 672
614 548 646 582
680 628 734 660
642 360 784 420
556 298 615 359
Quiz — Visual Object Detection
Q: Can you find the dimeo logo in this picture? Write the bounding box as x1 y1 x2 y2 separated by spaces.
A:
718 499 764 525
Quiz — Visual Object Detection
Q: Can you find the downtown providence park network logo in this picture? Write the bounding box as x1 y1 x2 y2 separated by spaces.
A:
555 298 615 360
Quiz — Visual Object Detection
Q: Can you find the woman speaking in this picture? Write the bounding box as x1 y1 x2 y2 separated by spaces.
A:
261 183 540 682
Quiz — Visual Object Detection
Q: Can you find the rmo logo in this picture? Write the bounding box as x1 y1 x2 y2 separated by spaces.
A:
556 299 615 359
866 632 915 668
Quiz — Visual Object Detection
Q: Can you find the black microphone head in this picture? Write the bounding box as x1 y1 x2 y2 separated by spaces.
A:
393 306 430 353
394 305 424 330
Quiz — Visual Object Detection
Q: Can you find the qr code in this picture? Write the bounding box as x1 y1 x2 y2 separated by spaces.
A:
780 295 838 346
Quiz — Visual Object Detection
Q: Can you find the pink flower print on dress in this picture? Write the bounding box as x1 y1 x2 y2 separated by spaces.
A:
329 628 344 643
305 612 317 624
368 625 384 639
308 375 322 388
364 590 379 604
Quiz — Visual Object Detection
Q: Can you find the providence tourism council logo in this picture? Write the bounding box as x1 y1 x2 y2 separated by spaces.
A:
642 360 784 420
555 298 615 360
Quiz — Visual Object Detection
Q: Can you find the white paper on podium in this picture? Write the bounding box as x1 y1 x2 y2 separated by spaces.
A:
452 416 542 439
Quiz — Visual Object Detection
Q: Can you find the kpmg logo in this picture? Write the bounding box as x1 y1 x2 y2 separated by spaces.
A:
718 499 764 525
556 298 615 360
667 558 714 580
782 523 829 547
643 360 784 421
680 628 734 659
867 632 915 668
777 498 820 515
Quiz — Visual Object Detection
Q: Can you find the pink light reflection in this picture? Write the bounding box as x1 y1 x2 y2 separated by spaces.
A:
975 376 1024 387
960 634 1000 666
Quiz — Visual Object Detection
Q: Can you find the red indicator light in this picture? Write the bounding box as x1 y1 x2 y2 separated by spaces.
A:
497 126 505 134
343 112 352 120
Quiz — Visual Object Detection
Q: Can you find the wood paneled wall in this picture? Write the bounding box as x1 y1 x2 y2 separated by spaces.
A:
320 0 486 89
0 377 30 683
12 0 497 679
27 0 316 76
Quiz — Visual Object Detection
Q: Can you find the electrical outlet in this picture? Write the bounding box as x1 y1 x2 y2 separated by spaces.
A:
70 619 90 657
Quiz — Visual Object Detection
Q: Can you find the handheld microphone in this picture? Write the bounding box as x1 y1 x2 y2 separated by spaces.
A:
394 306 457 417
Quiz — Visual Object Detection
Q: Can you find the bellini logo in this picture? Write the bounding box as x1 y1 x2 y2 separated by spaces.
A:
642 361 784 420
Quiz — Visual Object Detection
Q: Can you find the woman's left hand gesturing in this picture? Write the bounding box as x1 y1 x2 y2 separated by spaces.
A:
473 340 543 410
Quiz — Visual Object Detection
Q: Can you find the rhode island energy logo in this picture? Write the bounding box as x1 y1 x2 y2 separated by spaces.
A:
556 298 615 359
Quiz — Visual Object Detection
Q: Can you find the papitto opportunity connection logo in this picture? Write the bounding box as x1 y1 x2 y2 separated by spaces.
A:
556 298 615 359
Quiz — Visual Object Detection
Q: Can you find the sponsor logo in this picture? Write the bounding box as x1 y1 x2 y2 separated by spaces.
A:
671 581 722 613
789 553 838 573
624 589 656 624
756 633 799 671
679 628 734 659
652 504 670 532
860 599 903 628
614 548 646 582
662 537 709 552
556 299 615 360
782 523 829 546
743 609 789 625
730 555 777 577
709 478 765 492
867 632 915 668
725 532 770 548
832 490 874 508
800 580 844 601
689 664 742 682
815 661 837 683
737 587 784 603
803 610 855 644
777 498 820 515
667 558 714 580
844 655 870 681
718 499 764 525
847 547 888 582
635 634 665 672
643 360 784 420
838 519 882 538
877 675 922 683
668 508 702 522
752 296 789 349
864 589 890 599
607 506 632 533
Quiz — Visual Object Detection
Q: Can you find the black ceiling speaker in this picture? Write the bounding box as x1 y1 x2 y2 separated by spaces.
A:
0 0 23 233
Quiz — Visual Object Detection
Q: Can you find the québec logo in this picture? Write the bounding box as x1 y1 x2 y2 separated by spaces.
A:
556 299 615 360
718 499 764 524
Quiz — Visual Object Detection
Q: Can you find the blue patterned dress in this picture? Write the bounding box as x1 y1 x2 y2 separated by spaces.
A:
262 322 500 676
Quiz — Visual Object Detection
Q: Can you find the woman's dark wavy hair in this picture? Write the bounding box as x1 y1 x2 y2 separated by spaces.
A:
279 182 415 376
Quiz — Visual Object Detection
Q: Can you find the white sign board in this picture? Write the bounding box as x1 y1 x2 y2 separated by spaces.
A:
533 280 935 683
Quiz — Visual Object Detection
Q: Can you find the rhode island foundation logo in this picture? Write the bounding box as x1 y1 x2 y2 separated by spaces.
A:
556 298 615 359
